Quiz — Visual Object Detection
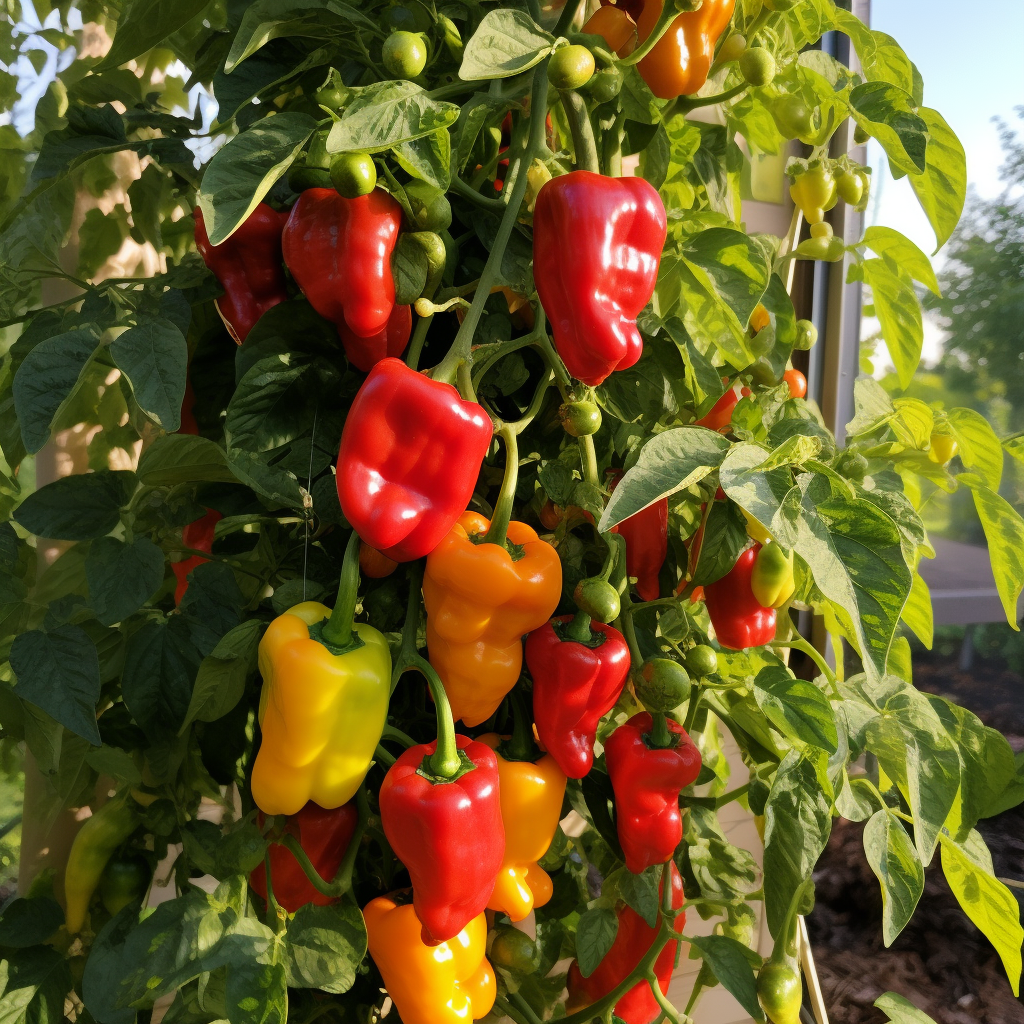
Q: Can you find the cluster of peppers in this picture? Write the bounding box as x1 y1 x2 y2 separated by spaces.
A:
185 68 810 1018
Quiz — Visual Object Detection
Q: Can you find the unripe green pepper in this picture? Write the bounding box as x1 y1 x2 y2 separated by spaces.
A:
586 65 623 103
794 235 845 261
793 319 817 351
548 44 596 91
684 644 718 678
559 401 602 437
383 31 427 79
65 792 139 934
331 152 377 198
757 959 803 1024
574 577 620 623
835 169 863 206
717 33 747 64
634 658 690 712
771 95 814 140
789 161 835 224
751 542 795 609
99 853 151 917
739 47 776 87
490 925 541 974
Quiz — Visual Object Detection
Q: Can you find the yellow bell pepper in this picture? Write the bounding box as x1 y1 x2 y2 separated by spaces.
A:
479 733 567 922
424 511 561 726
364 894 496 1024
251 600 390 816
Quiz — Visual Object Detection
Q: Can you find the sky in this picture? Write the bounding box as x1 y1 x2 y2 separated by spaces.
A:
864 0 1024 367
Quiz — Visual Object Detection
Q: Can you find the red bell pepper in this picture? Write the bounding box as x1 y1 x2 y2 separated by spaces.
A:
282 187 401 338
704 544 777 649
526 616 631 779
336 358 493 562
605 712 701 874
567 862 685 1024
339 303 412 373
249 800 357 913
379 734 504 945
532 171 667 386
173 509 222 606
607 470 668 603
194 203 288 343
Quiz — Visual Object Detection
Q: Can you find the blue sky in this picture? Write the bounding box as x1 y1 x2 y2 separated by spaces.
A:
867 0 1024 255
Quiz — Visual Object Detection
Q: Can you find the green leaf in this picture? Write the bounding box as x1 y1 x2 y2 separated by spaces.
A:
85 536 165 626
225 355 317 453
849 81 928 175
939 834 1023 995
874 991 940 1024
614 867 661 928
908 107 967 253
198 112 316 245
686 935 764 1022
122 619 199 742
10 625 101 745
862 809 923 945
961 476 1024 629
847 376 895 436
96 0 212 70
137 433 235 486
796 472 912 682
948 407 1003 491
599 427 730 531
901 571 933 649
0 946 74 1024
459 9 554 80
0 898 65 947
285 901 367 993
684 805 759 900
393 129 452 190
225 956 288 1024
575 907 619 978
85 744 143 786
326 82 460 155
228 448 305 508
762 749 831 937
180 619 262 732
110 318 188 431
861 258 922 391
13 470 136 541
861 226 940 295
753 665 838 754
12 326 99 453
719 442 801 548
690 500 748 589
226 0 377 70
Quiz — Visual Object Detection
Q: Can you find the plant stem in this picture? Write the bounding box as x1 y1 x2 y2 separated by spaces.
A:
649 712 672 748
421 657 462 778
505 689 537 761
406 309 432 371
579 433 599 485
433 63 550 382
670 81 748 114
448 173 507 212
374 744 397 767
322 530 361 647
554 0 584 34
561 89 600 173
483 423 518 548
381 724 417 748
565 609 593 643
772 637 840 696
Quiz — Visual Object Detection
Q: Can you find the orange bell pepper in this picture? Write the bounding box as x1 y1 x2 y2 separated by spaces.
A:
424 512 562 726
479 733 567 922
364 894 496 1024
636 0 735 100
582 6 638 57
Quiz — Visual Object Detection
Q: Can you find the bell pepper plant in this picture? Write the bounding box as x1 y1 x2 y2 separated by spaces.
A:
2 3 1019 1024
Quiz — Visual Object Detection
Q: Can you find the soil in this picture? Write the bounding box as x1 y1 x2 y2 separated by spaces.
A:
807 646 1024 1024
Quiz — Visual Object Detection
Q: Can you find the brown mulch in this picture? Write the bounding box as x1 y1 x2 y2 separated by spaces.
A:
807 646 1024 1024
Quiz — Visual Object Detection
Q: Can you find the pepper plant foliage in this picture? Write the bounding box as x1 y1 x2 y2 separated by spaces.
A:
0 0 1023 1022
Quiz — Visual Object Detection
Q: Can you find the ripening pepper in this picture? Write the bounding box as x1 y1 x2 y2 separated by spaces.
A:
336 358 493 562
704 545 778 649
249 800 358 913
636 0 736 100
364 895 496 1024
251 601 391 816
605 713 702 874
527 616 631 779
607 470 668 602
338 303 412 372
65 791 139 934
695 383 751 431
424 512 562 726
789 162 836 225
533 172 667 386
567 862 685 1024
173 509 222 606
751 542 795 609
379 735 505 944
194 203 289 343
478 733 567 922
282 187 401 338
582 6 638 56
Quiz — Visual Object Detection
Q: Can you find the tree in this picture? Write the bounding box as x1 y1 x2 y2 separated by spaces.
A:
0 3 1021 1024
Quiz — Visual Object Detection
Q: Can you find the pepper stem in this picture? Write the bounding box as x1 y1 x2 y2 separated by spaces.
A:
649 711 672 749
617 0 688 66
560 89 600 174
504 689 537 761
422 659 462 779
483 424 518 549
565 609 593 643
322 530 361 647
